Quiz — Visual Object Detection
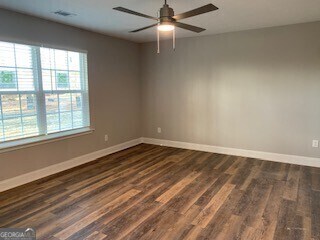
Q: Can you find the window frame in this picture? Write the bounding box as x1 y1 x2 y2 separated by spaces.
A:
0 40 93 150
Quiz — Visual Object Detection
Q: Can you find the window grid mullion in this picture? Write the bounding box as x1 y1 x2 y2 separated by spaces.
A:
0 65 33 70
0 91 37 95
57 93 61 131
13 44 24 137
34 47 47 135
43 90 83 94
13 44 20 91
18 94 24 135
80 54 89 126
52 49 62 132
53 49 57 93
66 51 74 129
0 95 5 141
49 50 54 93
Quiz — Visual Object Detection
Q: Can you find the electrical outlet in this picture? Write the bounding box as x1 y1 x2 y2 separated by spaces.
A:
312 140 319 148
104 134 109 142
157 127 162 134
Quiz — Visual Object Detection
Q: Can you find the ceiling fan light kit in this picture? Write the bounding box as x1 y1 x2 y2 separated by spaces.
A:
157 24 175 32
113 0 218 53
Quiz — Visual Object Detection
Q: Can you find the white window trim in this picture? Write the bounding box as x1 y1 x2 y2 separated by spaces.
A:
0 37 88 54
0 40 92 149
0 127 94 154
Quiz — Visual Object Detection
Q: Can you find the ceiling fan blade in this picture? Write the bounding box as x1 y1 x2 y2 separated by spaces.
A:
113 7 158 20
130 23 158 33
174 22 205 33
173 4 218 20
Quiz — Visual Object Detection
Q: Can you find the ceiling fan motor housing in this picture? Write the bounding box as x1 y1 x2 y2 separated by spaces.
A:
159 4 175 24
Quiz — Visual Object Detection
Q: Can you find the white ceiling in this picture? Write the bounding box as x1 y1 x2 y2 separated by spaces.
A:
0 0 320 43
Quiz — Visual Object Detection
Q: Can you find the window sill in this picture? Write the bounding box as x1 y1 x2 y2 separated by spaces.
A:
0 127 94 154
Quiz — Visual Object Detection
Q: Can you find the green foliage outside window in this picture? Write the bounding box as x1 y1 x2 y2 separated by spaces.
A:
0 71 17 89
56 72 69 88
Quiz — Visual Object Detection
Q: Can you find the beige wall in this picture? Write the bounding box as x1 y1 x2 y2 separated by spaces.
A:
0 9 141 181
141 22 320 158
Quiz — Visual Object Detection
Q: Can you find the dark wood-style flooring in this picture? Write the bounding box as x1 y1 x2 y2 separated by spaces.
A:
0 144 319 240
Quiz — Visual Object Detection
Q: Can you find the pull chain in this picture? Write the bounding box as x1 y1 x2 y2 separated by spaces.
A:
157 28 160 54
173 27 175 51
157 10 160 54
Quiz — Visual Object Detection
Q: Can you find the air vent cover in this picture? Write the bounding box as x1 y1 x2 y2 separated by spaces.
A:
54 10 76 17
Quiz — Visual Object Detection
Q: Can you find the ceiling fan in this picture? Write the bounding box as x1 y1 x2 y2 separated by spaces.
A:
113 0 219 52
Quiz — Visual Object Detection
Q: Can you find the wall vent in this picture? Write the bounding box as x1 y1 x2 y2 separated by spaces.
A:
53 10 77 17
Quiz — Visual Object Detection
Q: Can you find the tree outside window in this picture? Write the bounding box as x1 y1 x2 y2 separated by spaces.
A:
0 70 17 89
56 72 69 89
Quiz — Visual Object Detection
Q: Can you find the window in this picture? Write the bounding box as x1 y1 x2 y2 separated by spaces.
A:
0 41 90 144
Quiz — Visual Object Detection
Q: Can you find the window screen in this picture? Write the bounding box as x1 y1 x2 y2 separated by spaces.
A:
0 41 90 143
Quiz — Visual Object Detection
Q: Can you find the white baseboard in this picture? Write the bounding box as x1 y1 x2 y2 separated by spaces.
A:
2 137 319 192
0 138 143 192
142 137 320 168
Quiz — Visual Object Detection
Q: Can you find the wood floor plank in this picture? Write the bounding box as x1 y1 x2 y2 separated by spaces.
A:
238 178 274 229
311 190 320 240
101 200 162 239
156 171 201 204
215 214 242 239
225 156 244 175
164 173 217 214
181 225 203 240
302 216 312 240
54 189 141 239
84 231 107 240
194 173 231 208
258 180 285 239
200 188 245 239
159 205 201 240
192 183 235 228
283 164 301 201
0 143 319 240
274 199 298 239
